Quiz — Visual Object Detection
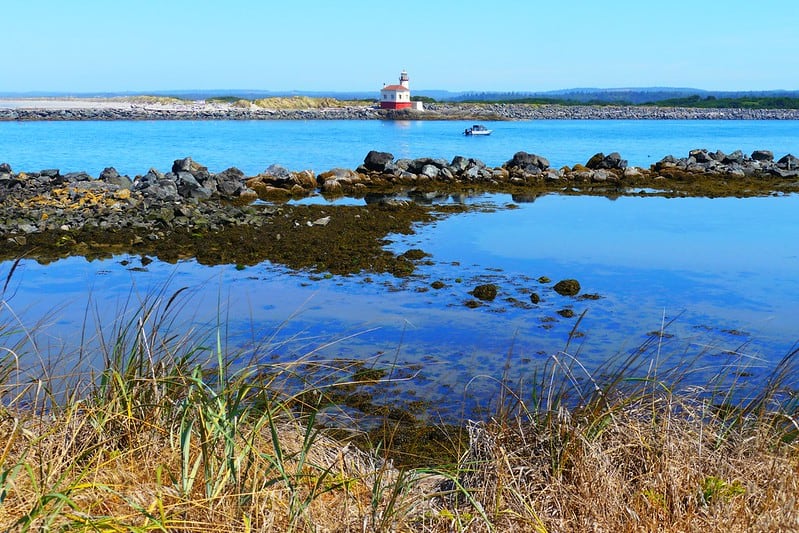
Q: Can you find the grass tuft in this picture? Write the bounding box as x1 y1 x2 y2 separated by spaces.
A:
1 275 799 531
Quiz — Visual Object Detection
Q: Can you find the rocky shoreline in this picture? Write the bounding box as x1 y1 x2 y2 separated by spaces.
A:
2 100 799 121
1 147 797 272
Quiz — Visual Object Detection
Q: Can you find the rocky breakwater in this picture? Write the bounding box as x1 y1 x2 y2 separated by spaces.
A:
426 103 799 121
6 100 799 122
2 148 798 271
0 157 266 242
0 105 384 121
244 148 798 199
0 157 436 275
653 149 799 179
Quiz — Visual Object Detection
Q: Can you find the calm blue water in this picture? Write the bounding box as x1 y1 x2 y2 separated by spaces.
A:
1 119 797 176
1 119 798 420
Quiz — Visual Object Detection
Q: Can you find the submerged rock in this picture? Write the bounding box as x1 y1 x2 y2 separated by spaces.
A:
553 279 581 297
472 283 498 301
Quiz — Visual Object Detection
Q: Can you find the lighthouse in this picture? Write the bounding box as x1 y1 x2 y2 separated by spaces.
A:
379 70 414 110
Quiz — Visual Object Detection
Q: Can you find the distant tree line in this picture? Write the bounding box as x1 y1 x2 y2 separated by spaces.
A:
639 95 799 109
414 93 799 109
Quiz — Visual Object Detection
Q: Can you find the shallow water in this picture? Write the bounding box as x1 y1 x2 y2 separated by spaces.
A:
2 118 798 419
4 191 798 419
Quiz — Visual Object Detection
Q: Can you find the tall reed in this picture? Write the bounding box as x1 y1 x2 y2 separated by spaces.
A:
1 268 798 531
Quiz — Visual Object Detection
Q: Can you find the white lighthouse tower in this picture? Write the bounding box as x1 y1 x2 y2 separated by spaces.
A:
399 69 409 89
379 70 414 110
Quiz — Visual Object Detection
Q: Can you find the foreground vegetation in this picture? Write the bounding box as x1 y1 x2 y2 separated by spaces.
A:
2 274 799 531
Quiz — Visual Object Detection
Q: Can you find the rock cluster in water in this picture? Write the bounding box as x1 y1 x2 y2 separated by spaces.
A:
1 148 797 239
0 158 273 240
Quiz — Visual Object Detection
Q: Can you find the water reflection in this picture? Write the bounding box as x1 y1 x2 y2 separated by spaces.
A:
3 193 799 421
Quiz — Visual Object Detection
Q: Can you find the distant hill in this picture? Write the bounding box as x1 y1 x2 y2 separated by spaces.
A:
448 88 799 104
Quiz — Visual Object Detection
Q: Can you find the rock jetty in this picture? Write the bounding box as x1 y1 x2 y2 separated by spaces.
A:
2 101 799 121
1 148 798 241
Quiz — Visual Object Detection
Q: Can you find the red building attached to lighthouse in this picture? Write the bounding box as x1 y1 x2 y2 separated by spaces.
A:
379 70 412 110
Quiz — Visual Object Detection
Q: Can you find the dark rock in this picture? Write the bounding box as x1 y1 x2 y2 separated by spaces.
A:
585 153 606 170
751 150 774 162
587 152 627 170
214 167 247 198
506 151 550 170
553 279 581 296
777 154 799 170
431 280 445 289
40 169 60 178
64 171 92 182
402 249 428 260
99 167 120 180
604 152 628 169
0 163 12 174
450 156 470 173
710 149 727 161
530 292 540 304
176 171 212 200
363 150 395 172
472 283 498 301
722 150 744 165
689 149 712 163
263 164 292 182
135 169 180 201
172 157 208 174
557 309 575 318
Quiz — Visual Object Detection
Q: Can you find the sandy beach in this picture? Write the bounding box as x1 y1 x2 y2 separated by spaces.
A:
0 96 234 112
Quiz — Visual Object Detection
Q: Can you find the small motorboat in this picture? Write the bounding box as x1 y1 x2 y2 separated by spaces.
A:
463 124 492 136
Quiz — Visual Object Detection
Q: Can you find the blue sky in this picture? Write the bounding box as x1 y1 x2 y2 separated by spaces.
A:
2 0 797 93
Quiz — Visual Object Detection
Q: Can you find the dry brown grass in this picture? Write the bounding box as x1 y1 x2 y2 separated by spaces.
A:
2 280 799 532
251 96 367 110
444 399 799 532
4 360 799 532
0 399 446 532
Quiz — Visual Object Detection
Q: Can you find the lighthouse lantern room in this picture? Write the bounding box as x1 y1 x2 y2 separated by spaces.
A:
379 70 413 110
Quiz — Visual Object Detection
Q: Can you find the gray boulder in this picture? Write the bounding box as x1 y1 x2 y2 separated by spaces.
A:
722 150 744 165
262 164 292 183
214 167 247 198
175 171 212 200
420 164 439 178
450 155 470 173
751 150 774 162
172 156 208 174
777 154 798 170
506 151 550 170
689 149 713 163
586 152 627 170
99 167 133 189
